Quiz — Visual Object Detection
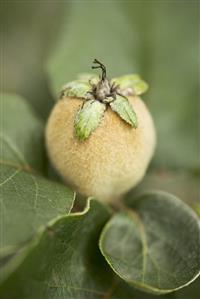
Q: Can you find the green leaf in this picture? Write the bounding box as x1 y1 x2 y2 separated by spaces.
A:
61 80 91 98
0 94 75 282
1 192 160 299
112 74 149 96
0 200 114 298
1 193 199 298
110 95 138 127
0 215 156 299
0 93 46 173
74 100 106 140
0 165 75 252
100 192 200 295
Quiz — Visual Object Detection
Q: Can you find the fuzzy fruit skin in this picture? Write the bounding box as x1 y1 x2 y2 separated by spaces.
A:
46 96 156 203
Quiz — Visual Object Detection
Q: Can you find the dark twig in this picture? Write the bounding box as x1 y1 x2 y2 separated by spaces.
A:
92 59 107 81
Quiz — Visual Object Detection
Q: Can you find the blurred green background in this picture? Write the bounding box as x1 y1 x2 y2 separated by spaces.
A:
1 1 199 207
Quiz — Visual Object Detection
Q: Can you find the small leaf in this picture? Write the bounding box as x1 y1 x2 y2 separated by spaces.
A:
61 80 91 98
110 95 137 127
112 74 149 96
75 100 106 140
100 191 200 295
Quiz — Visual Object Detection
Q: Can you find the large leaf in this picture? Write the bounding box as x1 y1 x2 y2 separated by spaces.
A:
0 200 113 298
0 195 164 299
74 100 106 140
1 199 199 299
100 192 200 294
0 165 75 251
0 93 46 173
0 94 75 283
2 197 200 298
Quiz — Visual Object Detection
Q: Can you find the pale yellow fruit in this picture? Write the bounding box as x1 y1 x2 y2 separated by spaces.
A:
46 96 156 203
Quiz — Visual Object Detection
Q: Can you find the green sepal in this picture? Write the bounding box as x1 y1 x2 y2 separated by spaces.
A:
112 74 148 96
61 80 91 98
110 95 138 128
74 100 106 140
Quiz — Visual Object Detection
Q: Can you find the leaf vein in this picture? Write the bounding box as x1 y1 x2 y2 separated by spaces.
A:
0 169 21 187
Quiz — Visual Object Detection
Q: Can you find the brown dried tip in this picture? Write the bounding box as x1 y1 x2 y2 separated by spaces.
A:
92 59 107 81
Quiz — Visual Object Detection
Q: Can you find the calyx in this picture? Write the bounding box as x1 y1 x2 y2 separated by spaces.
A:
60 59 149 140
87 59 119 103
